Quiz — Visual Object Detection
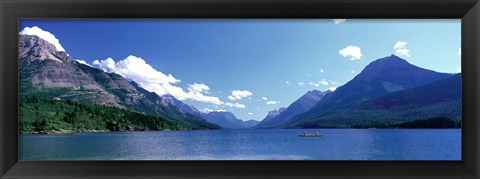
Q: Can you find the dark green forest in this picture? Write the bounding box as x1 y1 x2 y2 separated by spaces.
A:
19 96 201 133
349 117 461 129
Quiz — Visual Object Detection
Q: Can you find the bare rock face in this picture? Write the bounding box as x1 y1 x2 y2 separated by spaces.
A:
19 34 141 107
19 35 70 65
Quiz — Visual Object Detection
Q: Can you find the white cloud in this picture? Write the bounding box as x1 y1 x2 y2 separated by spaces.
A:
298 82 305 86
202 108 227 113
351 70 355 74
91 55 223 105
329 87 337 91
394 41 407 49
339 45 363 60
319 79 329 85
20 26 65 52
320 69 324 73
309 82 319 87
74 59 91 67
228 90 253 100
225 102 246 108
248 112 253 115
306 74 312 77
329 80 339 85
394 41 410 57
187 87 224 105
285 81 291 85
188 83 209 93
458 67 461 72
309 79 329 87
333 19 347 24
458 48 461 55
262 97 268 101
266 101 280 105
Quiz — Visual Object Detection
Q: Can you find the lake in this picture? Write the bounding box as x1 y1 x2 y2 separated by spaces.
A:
19 129 461 160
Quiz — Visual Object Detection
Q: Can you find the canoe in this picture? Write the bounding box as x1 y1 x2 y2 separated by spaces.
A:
298 133 322 137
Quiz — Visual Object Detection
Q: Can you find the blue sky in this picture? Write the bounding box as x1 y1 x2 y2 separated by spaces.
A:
19 19 461 121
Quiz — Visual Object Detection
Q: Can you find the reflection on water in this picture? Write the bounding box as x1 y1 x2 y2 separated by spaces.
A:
20 129 461 160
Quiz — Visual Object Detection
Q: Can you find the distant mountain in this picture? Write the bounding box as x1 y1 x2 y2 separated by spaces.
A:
129 82 221 129
162 94 205 118
255 90 329 128
261 108 287 122
201 111 253 129
19 34 220 130
292 74 461 128
284 55 456 128
244 120 260 128
160 93 257 129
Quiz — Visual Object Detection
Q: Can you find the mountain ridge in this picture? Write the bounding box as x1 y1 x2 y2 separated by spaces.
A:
19 34 221 130
283 55 457 128
255 90 330 128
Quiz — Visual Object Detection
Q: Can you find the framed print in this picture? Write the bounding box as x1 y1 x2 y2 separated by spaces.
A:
1 0 479 178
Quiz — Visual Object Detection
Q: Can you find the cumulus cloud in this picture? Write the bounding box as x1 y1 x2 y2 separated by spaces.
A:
202 109 227 113
339 45 363 60
228 90 253 100
458 67 461 72
298 82 305 86
394 41 410 57
309 82 319 87
329 80 339 85
329 87 337 91
248 112 253 115
188 83 209 93
225 102 246 108
458 48 461 55
91 55 223 105
333 19 347 24
20 26 66 52
266 101 280 105
74 59 91 67
351 70 355 74
262 97 268 101
320 69 324 73
309 79 329 87
319 79 329 85
285 81 291 85
186 86 224 105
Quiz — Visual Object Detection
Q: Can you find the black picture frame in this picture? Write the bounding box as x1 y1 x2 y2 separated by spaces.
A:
1 0 479 178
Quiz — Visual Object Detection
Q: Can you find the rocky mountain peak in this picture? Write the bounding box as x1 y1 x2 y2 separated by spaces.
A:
19 35 71 66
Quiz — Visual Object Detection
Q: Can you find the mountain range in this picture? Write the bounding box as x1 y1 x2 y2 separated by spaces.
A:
258 55 460 128
19 34 461 130
162 93 258 129
255 90 329 128
19 34 221 130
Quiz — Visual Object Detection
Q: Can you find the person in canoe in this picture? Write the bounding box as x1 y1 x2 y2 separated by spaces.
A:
299 131 322 137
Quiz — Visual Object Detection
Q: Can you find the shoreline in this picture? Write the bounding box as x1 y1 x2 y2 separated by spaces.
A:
20 127 461 135
21 129 109 135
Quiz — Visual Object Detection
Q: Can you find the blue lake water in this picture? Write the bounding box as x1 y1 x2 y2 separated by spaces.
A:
19 129 461 160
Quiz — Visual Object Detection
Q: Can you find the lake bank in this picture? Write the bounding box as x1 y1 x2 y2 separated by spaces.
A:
21 129 108 135
19 126 461 135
